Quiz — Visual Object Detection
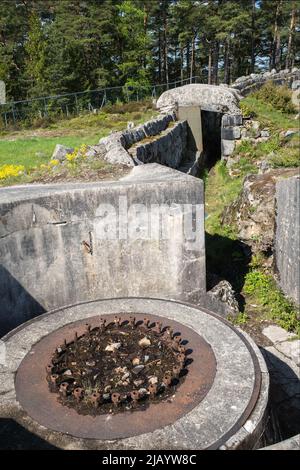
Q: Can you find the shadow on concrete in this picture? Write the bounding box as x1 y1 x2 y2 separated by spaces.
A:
261 348 300 445
0 418 58 450
0 266 46 338
205 231 252 311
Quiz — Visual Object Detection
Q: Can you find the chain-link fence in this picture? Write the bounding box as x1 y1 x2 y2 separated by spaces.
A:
0 76 201 128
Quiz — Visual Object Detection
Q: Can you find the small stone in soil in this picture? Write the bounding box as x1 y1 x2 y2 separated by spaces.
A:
132 365 145 375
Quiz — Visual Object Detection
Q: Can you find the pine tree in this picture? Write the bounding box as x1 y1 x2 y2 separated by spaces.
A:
25 10 47 97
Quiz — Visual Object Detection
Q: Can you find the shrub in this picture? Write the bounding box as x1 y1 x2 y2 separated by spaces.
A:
253 81 295 114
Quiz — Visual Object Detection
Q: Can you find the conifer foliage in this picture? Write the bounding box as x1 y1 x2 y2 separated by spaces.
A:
0 0 299 101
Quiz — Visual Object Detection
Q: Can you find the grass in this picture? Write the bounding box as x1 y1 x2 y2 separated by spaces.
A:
240 95 297 131
205 94 299 334
0 101 156 183
243 260 300 335
0 135 100 169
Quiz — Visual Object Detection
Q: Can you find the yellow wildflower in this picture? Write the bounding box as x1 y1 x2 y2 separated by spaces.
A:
0 164 25 180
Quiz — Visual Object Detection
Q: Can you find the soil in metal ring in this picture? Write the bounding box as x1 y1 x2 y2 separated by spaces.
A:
46 315 191 415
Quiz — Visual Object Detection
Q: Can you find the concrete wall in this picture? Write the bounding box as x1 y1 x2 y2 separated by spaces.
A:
100 113 177 167
275 175 300 306
0 164 205 336
128 121 187 168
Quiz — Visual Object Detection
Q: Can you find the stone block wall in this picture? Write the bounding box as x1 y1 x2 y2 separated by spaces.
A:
128 121 187 168
275 175 300 306
221 114 243 158
99 113 178 167
0 164 205 336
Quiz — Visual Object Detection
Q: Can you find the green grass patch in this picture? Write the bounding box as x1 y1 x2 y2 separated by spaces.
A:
243 269 300 335
240 96 297 131
0 106 156 179
0 135 100 169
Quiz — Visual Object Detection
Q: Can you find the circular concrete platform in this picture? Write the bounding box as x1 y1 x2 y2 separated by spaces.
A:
0 298 269 450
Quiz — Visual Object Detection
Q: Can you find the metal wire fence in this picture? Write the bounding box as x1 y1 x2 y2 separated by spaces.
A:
0 76 201 128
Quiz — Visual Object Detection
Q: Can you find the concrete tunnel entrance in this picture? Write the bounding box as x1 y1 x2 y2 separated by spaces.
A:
178 106 223 174
201 110 223 169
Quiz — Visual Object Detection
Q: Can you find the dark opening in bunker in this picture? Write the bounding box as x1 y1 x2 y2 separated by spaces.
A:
201 111 223 169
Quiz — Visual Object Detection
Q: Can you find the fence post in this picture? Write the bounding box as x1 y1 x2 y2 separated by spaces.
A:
75 94 79 115
43 98 48 117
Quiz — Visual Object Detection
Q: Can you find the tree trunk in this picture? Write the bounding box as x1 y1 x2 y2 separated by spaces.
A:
212 41 219 85
251 0 256 73
271 0 283 71
186 40 190 82
286 2 297 71
208 45 212 85
224 37 230 85
163 7 169 87
158 30 162 84
180 46 184 84
190 33 196 83
143 4 148 70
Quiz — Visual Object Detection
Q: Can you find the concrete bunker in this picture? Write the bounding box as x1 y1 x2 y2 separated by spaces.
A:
0 162 269 450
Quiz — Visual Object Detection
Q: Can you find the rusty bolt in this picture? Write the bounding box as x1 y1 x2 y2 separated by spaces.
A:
90 391 101 407
46 364 53 374
174 335 181 344
50 374 59 383
162 375 172 387
148 384 157 396
178 345 186 354
143 318 150 328
85 323 91 334
111 392 121 406
114 316 121 327
59 382 69 397
129 316 136 327
99 318 106 329
177 353 186 365
171 340 180 351
73 387 84 402
172 365 181 378
130 390 140 402
155 321 163 333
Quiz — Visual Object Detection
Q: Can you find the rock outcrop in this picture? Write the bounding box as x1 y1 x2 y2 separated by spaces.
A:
156 84 242 115
231 68 300 96
222 168 299 253
52 144 74 162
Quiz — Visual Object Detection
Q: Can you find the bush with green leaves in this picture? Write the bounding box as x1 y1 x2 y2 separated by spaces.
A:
253 81 295 114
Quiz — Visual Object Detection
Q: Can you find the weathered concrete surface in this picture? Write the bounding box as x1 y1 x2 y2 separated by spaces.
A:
0 164 205 336
263 325 297 344
275 175 300 306
99 113 176 167
261 345 300 444
128 120 187 168
261 434 300 450
0 297 268 450
157 84 242 115
231 68 300 96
